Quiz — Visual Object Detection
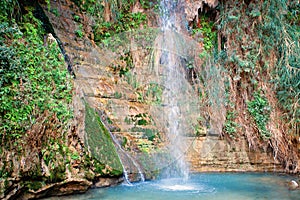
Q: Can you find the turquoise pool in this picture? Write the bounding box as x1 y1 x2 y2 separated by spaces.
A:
46 173 300 200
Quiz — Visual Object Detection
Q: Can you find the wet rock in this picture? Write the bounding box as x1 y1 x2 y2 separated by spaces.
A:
23 178 92 199
94 177 124 188
288 180 299 190
45 33 56 45
207 129 219 137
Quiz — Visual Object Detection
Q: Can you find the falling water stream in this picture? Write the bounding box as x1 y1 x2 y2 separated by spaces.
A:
158 0 190 180
100 118 145 183
108 130 145 183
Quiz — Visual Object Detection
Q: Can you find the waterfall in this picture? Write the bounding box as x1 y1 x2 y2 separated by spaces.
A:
158 0 190 180
160 0 177 30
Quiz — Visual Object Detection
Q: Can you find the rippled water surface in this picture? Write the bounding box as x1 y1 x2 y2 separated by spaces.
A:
48 173 300 200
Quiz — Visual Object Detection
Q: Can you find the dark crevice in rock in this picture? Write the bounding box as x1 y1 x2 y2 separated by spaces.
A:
26 0 76 78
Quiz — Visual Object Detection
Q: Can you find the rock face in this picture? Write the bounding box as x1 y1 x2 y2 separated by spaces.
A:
94 177 124 188
0 1 126 199
184 0 218 22
2 178 91 200
22 179 92 199
186 136 283 172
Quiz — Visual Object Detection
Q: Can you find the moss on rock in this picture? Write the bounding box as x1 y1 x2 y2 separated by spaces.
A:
84 102 123 176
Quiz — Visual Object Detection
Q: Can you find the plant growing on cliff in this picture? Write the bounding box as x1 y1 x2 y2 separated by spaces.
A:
0 10 73 139
94 11 147 44
75 24 84 38
266 1 300 128
0 3 74 193
145 83 163 105
224 110 238 137
192 15 217 58
215 1 299 173
247 92 271 139
218 0 299 131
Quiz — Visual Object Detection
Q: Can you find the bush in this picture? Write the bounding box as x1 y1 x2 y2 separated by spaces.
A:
0 7 72 141
247 92 271 139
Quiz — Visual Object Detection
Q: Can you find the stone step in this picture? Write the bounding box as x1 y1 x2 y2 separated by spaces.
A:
112 131 145 139
113 124 158 132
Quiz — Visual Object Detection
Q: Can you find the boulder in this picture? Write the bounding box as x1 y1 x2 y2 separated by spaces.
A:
23 178 92 199
288 180 299 190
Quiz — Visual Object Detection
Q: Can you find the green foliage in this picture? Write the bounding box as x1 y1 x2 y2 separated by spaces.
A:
94 161 105 174
121 136 127 148
224 111 238 137
73 14 81 22
124 71 139 89
192 15 217 58
71 0 104 17
247 92 271 139
0 9 73 141
198 16 217 51
25 181 44 191
217 0 299 135
0 1 74 194
145 83 163 105
247 0 300 128
140 0 159 9
124 116 132 124
126 113 152 126
267 2 300 126
71 152 80 160
131 126 158 140
118 53 134 76
40 140 70 183
137 139 154 153
113 91 122 99
217 1 260 75
45 0 51 10
48 164 66 183
0 0 20 22
72 0 149 44
134 113 150 125
143 129 157 141
51 8 59 17
94 12 147 43
75 24 84 38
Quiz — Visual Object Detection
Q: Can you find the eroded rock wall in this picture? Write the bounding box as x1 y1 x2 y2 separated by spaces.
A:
186 136 282 172
185 0 218 22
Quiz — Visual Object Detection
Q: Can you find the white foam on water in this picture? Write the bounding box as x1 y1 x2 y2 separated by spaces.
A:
160 184 196 191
